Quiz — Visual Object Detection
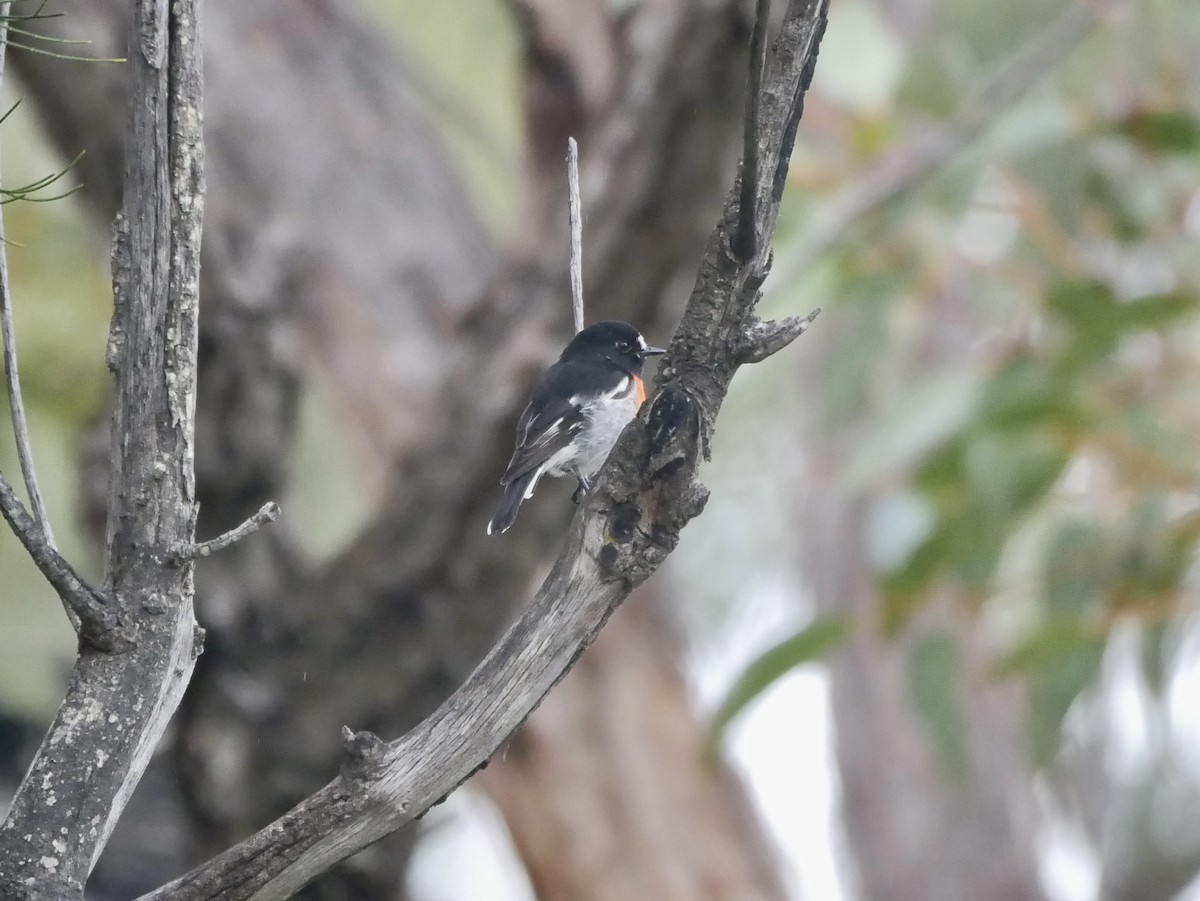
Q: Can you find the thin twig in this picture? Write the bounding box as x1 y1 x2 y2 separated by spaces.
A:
567 136 584 334
0 2 55 550
734 0 770 262
174 501 280 560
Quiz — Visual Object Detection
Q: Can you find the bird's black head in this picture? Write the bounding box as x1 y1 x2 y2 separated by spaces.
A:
560 320 666 375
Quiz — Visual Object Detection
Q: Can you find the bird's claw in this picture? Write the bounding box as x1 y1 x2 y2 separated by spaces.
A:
572 476 591 504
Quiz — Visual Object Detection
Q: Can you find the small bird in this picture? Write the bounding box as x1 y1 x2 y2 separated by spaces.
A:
487 320 665 535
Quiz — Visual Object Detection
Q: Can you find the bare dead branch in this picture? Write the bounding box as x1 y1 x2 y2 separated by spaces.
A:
734 307 822 364
0 0 205 896
173 501 280 560
135 1 828 898
734 0 770 261
568 135 584 333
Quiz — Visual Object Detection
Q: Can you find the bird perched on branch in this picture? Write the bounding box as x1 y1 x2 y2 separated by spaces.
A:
487 320 665 535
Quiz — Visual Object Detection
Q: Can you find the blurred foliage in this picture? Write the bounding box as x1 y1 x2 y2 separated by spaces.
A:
717 0 1200 781
708 616 850 751
367 0 522 235
908 631 969 779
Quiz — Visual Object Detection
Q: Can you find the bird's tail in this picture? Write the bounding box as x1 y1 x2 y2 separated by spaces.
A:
487 471 537 535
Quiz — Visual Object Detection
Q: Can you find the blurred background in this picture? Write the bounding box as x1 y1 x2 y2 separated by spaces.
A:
1 0 1198 899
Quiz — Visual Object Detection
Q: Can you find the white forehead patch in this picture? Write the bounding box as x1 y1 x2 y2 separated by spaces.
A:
637 334 648 351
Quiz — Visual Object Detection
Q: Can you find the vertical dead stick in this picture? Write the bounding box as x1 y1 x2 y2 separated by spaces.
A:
568 136 584 334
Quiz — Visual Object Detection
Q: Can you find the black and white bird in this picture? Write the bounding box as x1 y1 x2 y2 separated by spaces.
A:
487 320 665 535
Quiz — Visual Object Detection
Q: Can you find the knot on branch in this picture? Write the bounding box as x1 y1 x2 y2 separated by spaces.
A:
339 726 387 786
598 387 710 585
80 588 138 655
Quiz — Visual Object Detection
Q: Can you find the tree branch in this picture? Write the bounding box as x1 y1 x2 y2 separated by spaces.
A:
136 1 829 897
734 307 822 363
0 0 205 896
0 470 132 652
0 1 57 554
172 501 280 560
733 0 769 261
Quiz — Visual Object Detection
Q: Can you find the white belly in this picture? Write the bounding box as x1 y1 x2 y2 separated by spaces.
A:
540 376 640 483
570 390 640 478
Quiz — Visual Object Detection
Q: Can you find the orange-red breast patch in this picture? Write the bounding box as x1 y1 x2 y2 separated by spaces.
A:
633 374 647 407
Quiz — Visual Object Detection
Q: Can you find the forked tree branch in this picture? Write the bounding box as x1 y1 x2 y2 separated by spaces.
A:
0 0 205 897
0 472 132 652
136 1 828 898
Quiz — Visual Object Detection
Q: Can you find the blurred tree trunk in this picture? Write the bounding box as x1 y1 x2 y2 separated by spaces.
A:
480 589 790 901
793 288 1046 901
10 0 785 898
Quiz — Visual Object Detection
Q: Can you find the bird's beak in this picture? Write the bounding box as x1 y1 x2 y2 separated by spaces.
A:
640 345 666 357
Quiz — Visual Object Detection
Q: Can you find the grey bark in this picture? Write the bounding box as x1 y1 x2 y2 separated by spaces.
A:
0 2 205 899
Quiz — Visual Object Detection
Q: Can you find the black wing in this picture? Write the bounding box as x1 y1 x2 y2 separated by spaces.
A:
499 385 585 485
501 356 630 484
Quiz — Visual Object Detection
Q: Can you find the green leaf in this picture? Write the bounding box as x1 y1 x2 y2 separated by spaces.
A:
1027 638 1105 764
1042 520 1108 617
963 430 1068 520
1046 280 1197 370
842 367 984 489
1046 279 1126 367
993 619 1097 675
994 621 1105 764
907 632 969 780
881 527 951 634
1112 506 1200 610
976 356 1077 429
709 617 851 748
1119 109 1200 155
1046 278 1117 328
1114 291 1197 332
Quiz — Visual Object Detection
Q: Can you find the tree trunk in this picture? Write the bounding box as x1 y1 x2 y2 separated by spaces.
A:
480 589 789 901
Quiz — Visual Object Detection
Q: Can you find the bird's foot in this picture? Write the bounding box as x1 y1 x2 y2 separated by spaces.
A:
572 476 591 504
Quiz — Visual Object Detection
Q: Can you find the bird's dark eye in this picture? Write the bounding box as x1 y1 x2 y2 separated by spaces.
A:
617 340 630 352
